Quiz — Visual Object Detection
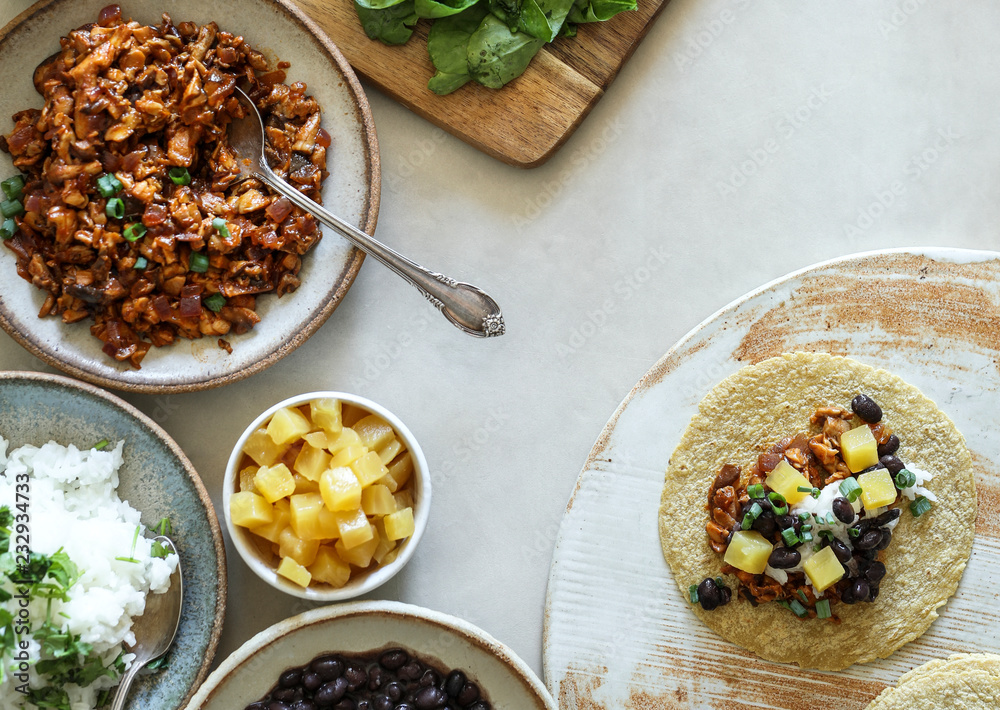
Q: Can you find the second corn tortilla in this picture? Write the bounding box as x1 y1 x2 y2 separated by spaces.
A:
865 653 1000 709
658 353 976 670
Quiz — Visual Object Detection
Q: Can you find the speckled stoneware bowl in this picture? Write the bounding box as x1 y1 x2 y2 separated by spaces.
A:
0 370 227 710
185 601 558 709
223 391 431 601
0 0 379 394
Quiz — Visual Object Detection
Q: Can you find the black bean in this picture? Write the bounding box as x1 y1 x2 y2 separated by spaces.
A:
751 512 776 538
852 394 882 423
878 434 900 457
280 670 303 688
274 689 296 703
756 497 772 512
880 455 905 475
398 661 423 681
829 539 852 564
866 561 886 583
468 702 491 710
697 578 723 610
304 673 323 692
418 669 440 688
767 547 801 569
855 529 882 550
413 687 447 709
832 497 856 524
456 682 480 706
291 702 316 710
344 664 367 691
312 657 344 681
395 705 415 710
775 514 795 530
372 697 393 710
858 463 886 474
875 508 901 526
379 650 409 671
852 579 871 602
333 701 355 710
875 529 893 551
869 584 880 600
841 585 857 605
719 586 732 605
386 681 405 702
315 678 348 706
861 546 879 561
269 703 291 710
246 704 269 710
444 670 466 698
368 666 388 690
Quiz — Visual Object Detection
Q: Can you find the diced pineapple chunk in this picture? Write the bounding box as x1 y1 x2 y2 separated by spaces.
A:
230 491 274 528
840 425 879 473
341 404 368 428
376 438 404 465
267 406 313 446
254 463 296 503
249 498 291 543
393 490 414 511
320 466 362 511
242 427 286 466
293 473 320 495
290 493 333 540
278 526 320 566
803 546 846 592
351 451 390 488
765 460 812 505
378 473 398 493
362 485 397 516
326 427 362 455
383 507 415 541
239 466 259 493
386 452 413 490
334 508 374 549
723 530 772 574
858 468 898 509
335 527 379 567
309 545 351 587
372 518 397 565
277 556 312 588
295 443 332 482
330 445 367 468
353 415 395 451
303 430 331 450
310 398 343 435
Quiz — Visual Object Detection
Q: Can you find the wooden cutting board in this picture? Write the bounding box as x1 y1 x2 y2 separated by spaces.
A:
292 0 671 167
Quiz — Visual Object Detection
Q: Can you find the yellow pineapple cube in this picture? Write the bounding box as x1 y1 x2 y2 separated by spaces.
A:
353 415 395 451
335 527 380 567
723 530 772 574
383 507 415 541
294 443 332 482
242 427 286 466
372 519 397 564
254 463 295 504
267 406 313 446
309 545 351 587
393 490 415 511
278 526 320 567
320 466 362 511
765 460 812 505
803 546 846 592
362 485 397 516
341 404 368 428
840 424 879 473
293 473 320 495
230 492 274 528
386 452 413 490
376 438 404 465
330 445 367 468
239 466 259 493
378 473 399 493
351 451 390 488
290 493 328 540
249 498 290 543
310 398 343 435
334 508 374 549
858 468 898 509
304 430 331 450
326 427 362 455
277 556 312 588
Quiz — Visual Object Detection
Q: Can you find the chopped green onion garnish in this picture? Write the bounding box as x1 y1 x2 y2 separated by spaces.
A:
714 576 724 589
168 166 191 185
0 199 23 218
747 483 765 499
2 175 25 201
134 256 148 270
155 517 172 536
741 514 753 530
0 218 16 240
797 589 808 603
93 439 109 451
203 292 225 312
778 600 791 610
811 488 821 498
96 173 123 197
818 530 834 540
896 469 916 488
839 477 862 502
788 599 808 618
798 512 810 522
910 496 932 517
848 526 861 538
749 502 762 519
189 251 209 273
796 486 812 493
816 599 831 619
781 528 799 546
106 197 125 219
768 491 788 515
800 530 814 544
689 584 699 603
800 524 812 532
123 223 146 242
813 543 822 552
825 512 836 525
211 216 231 239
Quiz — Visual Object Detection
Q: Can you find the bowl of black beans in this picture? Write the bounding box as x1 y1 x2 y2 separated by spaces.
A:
185 601 557 710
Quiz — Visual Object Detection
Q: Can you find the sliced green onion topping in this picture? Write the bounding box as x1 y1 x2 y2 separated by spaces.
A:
155 517 173 537
93 439 109 450
211 216 231 239
168 166 191 185
797 589 808 603
811 487 821 499
0 199 23 218
1 175 25 201
825 512 836 525
768 491 788 515
714 576 724 589
848 526 861 538
798 512 811 522
781 528 799 547
123 223 146 242
749 502 762 519
96 173 123 197
189 251 209 273
896 469 916 489
796 486 812 493
0 218 16 240
800 530 814 544
747 483 765 499
813 543 822 552
800 524 812 532
689 584 699 603
910 496 932 517
818 530 834 540
203 292 225 312
788 599 808 618
816 599 831 619
839 477 862 502
134 256 148 270
106 197 125 219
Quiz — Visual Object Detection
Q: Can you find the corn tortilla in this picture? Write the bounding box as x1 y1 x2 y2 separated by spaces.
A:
866 654 1000 708
658 353 976 670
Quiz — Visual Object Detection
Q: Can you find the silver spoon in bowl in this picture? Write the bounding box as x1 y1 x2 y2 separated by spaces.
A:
110 536 183 710
226 88 505 338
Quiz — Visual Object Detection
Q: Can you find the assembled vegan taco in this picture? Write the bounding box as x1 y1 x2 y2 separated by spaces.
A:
659 353 976 670
865 653 1000 708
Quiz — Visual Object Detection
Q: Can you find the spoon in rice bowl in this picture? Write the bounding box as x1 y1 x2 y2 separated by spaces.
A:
110 536 184 710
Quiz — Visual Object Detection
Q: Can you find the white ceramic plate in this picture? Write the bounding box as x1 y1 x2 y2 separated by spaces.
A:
543 247 1000 710
0 0 379 393
185 601 557 710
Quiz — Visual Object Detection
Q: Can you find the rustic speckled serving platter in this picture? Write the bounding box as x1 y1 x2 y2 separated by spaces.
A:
0 370 226 710
0 0 379 393
543 248 1000 709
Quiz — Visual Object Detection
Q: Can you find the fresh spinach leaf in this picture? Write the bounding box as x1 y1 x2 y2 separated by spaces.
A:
416 0 481 19
355 0 419 45
467 14 545 89
567 0 636 23
488 0 573 42
427 4 490 94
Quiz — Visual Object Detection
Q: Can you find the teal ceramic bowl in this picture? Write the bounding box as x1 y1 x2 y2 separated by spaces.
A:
0 371 226 710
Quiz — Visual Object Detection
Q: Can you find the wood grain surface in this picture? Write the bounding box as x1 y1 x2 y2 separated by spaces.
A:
292 0 670 167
